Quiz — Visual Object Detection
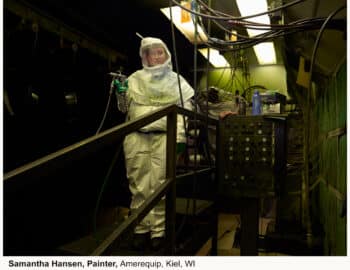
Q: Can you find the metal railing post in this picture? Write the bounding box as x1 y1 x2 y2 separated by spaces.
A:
165 108 177 255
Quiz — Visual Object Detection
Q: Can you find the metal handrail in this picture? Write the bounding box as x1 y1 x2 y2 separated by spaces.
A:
3 105 218 182
4 104 219 255
4 104 177 181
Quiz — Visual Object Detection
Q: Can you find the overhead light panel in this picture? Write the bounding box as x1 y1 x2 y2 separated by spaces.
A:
236 0 276 65
253 42 276 65
198 48 230 68
160 4 208 44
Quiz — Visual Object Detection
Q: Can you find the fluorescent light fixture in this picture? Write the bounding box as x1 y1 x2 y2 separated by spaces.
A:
253 42 276 65
160 6 208 44
236 0 276 65
198 48 229 68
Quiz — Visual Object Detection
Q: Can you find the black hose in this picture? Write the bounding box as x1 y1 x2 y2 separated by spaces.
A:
93 143 123 238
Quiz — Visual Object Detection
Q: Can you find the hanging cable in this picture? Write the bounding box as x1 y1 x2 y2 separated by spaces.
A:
213 66 227 87
169 0 189 138
203 0 213 167
169 1 185 108
197 0 305 22
191 0 200 253
171 0 305 21
179 1 334 52
168 0 192 243
170 0 342 55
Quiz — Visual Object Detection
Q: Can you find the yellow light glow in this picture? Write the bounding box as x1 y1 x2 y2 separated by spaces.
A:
160 6 208 44
236 0 276 65
198 48 230 68
180 1 191 23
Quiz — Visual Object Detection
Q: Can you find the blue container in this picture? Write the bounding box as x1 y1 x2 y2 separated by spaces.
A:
252 90 261 115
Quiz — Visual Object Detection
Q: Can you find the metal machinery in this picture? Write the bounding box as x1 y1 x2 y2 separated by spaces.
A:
217 114 287 255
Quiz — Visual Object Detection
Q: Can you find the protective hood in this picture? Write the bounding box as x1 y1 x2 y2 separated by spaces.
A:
127 37 194 106
139 37 172 78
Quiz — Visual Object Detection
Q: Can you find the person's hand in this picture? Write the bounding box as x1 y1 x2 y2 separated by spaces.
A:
219 111 237 119
114 79 128 93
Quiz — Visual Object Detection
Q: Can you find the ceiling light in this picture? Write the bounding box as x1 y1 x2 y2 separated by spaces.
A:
160 5 208 44
253 42 276 65
236 0 276 65
198 48 229 68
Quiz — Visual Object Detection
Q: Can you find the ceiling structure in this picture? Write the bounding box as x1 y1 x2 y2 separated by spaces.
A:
5 0 347 76
282 0 346 75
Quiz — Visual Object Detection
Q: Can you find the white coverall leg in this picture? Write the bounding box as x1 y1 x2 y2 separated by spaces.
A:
123 132 166 238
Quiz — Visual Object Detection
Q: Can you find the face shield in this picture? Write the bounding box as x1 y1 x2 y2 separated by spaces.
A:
141 45 169 67
139 37 172 70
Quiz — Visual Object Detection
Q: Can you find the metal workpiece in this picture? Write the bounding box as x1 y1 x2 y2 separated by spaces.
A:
217 114 287 198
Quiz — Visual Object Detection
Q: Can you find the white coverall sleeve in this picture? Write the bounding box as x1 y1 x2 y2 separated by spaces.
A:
128 101 168 132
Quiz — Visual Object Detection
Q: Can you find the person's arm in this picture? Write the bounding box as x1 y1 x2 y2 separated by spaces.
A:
219 110 237 119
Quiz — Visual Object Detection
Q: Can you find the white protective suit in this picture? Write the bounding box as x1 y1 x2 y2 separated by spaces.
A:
123 37 194 238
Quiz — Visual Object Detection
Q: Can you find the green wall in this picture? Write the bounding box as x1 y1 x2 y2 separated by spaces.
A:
249 65 288 97
199 64 288 99
198 68 246 94
310 63 347 255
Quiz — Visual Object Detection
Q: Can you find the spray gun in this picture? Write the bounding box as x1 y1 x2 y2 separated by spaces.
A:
109 33 142 114
109 71 128 113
